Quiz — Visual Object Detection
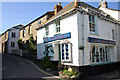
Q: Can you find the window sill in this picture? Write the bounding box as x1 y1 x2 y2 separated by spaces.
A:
90 61 116 66
54 33 61 36
90 32 99 36
61 60 72 63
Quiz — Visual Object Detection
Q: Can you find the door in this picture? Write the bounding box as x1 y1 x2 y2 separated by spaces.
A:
58 44 61 61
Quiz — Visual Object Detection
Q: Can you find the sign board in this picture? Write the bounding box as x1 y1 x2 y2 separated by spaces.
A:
44 32 71 43
88 37 116 45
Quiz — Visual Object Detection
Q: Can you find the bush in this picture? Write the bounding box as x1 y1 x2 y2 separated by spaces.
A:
17 38 24 50
40 56 56 70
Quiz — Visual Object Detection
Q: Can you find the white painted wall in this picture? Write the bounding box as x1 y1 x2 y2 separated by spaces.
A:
37 13 80 66
82 12 117 65
8 29 20 54
99 7 119 21
37 10 118 66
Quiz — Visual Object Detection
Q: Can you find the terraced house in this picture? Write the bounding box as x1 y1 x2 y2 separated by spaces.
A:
0 25 23 54
36 0 120 76
19 11 55 47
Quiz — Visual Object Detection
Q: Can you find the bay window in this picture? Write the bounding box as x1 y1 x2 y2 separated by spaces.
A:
61 43 71 62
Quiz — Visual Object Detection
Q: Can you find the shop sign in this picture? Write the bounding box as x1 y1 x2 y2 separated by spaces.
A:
44 32 71 43
88 37 116 45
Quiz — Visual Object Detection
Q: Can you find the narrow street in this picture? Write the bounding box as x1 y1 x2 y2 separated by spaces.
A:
2 53 60 80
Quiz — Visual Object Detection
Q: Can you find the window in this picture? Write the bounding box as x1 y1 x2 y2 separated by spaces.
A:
90 45 111 63
38 20 41 25
23 28 25 37
28 25 31 34
11 32 15 38
5 34 6 39
61 43 71 61
89 14 96 32
112 29 115 40
56 21 60 33
45 26 49 36
11 42 15 47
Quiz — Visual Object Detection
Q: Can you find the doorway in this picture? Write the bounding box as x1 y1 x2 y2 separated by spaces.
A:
58 44 61 61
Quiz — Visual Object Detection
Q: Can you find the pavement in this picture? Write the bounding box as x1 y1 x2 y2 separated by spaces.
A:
2 53 60 80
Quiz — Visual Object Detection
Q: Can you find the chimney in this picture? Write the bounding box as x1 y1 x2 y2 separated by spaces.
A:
54 2 63 15
74 0 79 8
99 0 108 8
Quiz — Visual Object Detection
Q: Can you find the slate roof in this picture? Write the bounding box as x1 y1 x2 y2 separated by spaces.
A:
20 11 54 30
35 1 119 30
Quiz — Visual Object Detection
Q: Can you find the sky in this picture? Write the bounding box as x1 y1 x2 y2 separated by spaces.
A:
1 1 119 34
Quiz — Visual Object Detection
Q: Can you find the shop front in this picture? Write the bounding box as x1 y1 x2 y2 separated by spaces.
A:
88 37 116 64
43 32 72 63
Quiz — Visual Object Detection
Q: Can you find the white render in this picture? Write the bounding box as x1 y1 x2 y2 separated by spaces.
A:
7 25 23 54
99 6 120 61
37 9 118 66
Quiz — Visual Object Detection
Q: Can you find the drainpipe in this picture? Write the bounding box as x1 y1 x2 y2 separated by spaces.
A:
81 12 85 66
77 9 85 66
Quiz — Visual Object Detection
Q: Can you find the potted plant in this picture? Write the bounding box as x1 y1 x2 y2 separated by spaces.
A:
59 68 81 80
78 45 84 50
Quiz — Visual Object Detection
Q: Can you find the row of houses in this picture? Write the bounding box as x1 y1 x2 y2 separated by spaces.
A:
0 0 120 75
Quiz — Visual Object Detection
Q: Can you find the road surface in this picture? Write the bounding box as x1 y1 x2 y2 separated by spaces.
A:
2 53 60 80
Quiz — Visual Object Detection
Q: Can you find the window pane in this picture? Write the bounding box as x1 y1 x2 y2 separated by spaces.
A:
89 14 91 21
65 44 69 60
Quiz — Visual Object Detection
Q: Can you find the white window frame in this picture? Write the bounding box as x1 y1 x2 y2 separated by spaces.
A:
89 14 96 33
56 21 60 33
90 44 111 64
61 43 72 62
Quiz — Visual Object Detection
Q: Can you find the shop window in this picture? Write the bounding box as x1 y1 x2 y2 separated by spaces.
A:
56 21 60 33
89 14 96 33
44 44 54 59
90 45 110 63
61 43 71 61
11 32 15 38
45 26 49 36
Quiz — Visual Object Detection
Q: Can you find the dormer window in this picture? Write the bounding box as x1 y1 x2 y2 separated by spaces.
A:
38 20 41 25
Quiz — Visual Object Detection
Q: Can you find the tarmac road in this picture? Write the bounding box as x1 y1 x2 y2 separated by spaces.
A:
2 53 60 80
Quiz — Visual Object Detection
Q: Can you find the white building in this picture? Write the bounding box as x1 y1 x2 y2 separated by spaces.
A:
7 25 23 54
36 0 120 67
